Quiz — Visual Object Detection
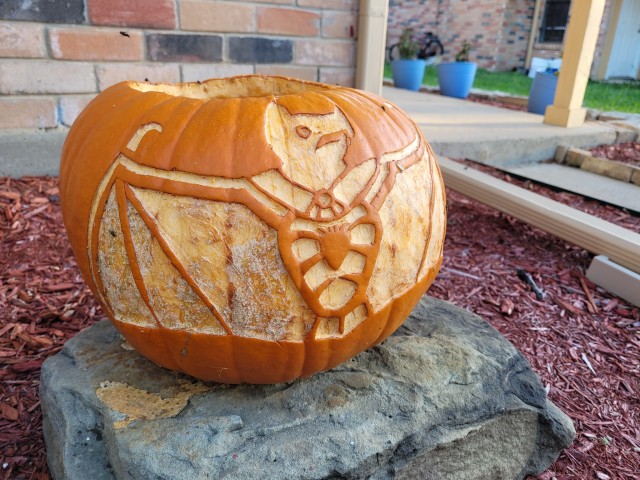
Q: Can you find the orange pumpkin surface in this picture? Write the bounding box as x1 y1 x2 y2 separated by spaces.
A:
59 75 446 384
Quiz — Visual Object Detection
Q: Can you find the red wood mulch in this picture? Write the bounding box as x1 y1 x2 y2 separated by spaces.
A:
1 174 639 480
590 142 640 168
468 93 529 112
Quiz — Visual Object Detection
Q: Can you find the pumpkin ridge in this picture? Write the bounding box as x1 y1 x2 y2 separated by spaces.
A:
157 94 211 174
60 84 140 202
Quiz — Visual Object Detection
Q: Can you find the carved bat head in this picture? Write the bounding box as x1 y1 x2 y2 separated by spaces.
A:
265 103 354 193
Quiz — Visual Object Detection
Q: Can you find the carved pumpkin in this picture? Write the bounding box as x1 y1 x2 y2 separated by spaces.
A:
60 75 446 384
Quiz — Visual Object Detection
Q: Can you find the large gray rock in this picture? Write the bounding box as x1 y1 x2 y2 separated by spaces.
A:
41 297 574 480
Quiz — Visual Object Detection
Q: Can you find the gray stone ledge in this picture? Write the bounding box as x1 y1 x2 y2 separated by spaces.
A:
40 296 575 480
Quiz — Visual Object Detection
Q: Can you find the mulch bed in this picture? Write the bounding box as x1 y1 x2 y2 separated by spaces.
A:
590 142 640 168
468 93 529 112
1 174 639 479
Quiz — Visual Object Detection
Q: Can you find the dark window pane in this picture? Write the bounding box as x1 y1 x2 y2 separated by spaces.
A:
539 0 570 43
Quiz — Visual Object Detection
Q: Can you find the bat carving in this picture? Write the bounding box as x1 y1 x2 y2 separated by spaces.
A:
88 101 433 342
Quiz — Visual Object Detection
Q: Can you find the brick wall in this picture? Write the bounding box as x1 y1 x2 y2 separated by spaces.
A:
388 0 613 74
0 0 358 130
590 0 614 77
495 0 533 71
387 0 534 71
531 0 615 75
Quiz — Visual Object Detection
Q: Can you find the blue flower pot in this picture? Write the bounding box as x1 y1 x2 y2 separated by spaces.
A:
392 59 427 91
528 71 558 115
437 62 477 99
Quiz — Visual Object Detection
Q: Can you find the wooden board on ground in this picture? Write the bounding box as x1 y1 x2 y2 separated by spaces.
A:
438 157 640 306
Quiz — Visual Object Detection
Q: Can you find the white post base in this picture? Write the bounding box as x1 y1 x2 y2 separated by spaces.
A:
587 255 640 307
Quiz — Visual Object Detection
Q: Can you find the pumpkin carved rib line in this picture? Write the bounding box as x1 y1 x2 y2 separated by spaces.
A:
123 184 233 335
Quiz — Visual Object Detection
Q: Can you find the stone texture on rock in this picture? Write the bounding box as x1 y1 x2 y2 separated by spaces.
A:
41 297 574 480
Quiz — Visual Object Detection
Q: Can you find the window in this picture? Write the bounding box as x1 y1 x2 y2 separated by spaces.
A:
539 0 571 43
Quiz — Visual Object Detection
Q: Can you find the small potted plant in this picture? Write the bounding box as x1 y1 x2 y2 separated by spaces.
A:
437 40 477 99
390 28 427 91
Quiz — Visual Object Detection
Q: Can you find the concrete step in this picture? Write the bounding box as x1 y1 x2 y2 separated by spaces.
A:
0 129 67 177
382 87 619 166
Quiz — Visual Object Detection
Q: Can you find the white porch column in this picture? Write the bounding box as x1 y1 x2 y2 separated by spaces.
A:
544 0 606 127
355 0 389 95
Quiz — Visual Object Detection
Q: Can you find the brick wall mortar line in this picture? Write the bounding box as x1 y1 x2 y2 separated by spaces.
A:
252 2 258 37
143 28 148 62
225 32 353 43
55 96 63 128
173 0 180 32
92 63 99 93
222 33 229 63
44 25 54 59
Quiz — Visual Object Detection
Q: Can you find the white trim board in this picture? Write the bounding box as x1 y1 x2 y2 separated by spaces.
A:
587 256 640 307
438 157 640 303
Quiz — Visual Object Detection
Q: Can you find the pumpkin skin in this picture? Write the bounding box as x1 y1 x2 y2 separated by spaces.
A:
60 75 446 384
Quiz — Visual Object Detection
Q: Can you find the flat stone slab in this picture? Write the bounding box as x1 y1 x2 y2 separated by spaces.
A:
41 297 575 480
504 162 640 213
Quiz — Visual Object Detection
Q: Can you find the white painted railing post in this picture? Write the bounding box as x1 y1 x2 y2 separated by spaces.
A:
544 0 606 128
355 0 389 95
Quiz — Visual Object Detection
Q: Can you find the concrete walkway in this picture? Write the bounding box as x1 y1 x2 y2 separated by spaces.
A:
382 86 619 167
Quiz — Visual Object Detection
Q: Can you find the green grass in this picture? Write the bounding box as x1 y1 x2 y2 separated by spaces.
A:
385 63 640 113
583 81 640 113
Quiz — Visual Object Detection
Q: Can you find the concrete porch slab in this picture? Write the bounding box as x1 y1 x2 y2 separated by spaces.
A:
382 87 618 167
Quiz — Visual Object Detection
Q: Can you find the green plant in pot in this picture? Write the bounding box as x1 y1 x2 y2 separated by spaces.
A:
390 28 427 92
437 40 477 99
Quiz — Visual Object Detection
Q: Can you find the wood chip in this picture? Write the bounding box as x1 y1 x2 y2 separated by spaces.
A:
581 353 597 375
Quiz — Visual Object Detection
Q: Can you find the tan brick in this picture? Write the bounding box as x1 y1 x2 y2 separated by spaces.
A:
180 1 255 33
0 97 57 129
87 0 176 29
258 7 319 36
564 147 590 167
0 22 46 58
255 65 317 81
0 61 96 94
319 67 355 87
97 63 180 90
49 27 143 61
295 39 355 67
182 64 254 82
322 11 357 38
59 94 96 126
631 168 640 186
554 145 568 163
581 156 633 182
235 0 293 4
614 127 638 144
297 0 357 10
